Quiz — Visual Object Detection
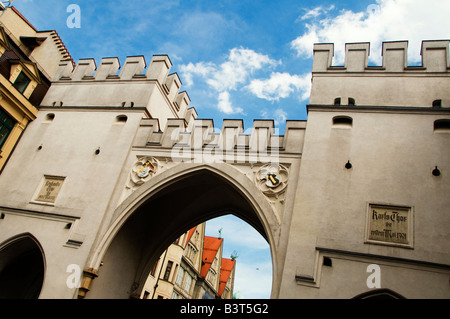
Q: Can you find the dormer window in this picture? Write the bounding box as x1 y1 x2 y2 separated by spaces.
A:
9 61 40 99
13 71 31 93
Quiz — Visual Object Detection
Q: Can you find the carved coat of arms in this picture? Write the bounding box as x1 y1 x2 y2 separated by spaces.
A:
255 164 288 196
130 157 159 186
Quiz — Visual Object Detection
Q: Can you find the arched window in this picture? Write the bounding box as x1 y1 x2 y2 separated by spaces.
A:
0 234 46 298
115 115 128 123
334 97 341 105
332 115 353 127
434 119 450 132
353 288 406 299
432 99 442 108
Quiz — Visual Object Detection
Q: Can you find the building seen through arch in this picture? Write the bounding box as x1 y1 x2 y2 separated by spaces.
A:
141 222 237 300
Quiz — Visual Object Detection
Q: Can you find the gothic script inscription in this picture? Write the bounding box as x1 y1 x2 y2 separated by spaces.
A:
36 176 65 203
367 204 411 247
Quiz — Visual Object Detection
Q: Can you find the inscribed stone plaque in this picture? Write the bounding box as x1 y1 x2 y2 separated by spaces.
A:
366 204 412 248
35 176 65 203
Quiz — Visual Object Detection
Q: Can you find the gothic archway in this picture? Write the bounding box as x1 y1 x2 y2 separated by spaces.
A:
85 163 280 299
353 288 406 299
0 233 46 299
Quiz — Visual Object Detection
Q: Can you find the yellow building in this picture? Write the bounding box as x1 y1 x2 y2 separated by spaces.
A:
0 6 72 171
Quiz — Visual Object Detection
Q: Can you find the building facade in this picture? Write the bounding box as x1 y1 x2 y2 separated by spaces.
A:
279 40 450 298
0 7 448 299
0 6 71 172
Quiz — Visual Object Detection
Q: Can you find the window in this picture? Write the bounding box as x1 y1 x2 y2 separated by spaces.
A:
150 258 159 277
175 267 184 285
172 291 180 299
13 71 31 94
193 230 199 242
0 109 15 149
332 116 353 127
334 97 341 105
432 99 442 108
163 261 173 280
348 97 355 105
184 274 192 292
46 113 55 121
323 257 332 267
186 243 198 261
207 268 217 284
434 119 450 132
115 115 127 123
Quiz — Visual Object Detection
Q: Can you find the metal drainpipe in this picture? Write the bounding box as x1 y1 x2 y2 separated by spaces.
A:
152 249 168 299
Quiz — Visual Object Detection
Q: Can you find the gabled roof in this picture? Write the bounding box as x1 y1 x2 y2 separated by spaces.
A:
11 7 37 32
200 236 223 278
185 225 197 247
218 258 236 297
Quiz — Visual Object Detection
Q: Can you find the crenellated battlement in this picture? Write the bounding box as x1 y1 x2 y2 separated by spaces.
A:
310 40 450 108
133 118 306 157
312 40 450 73
41 55 193 125
52 54 175 82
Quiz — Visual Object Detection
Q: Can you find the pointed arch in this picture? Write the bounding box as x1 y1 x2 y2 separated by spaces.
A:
85 162 281 298
0 233 46 298
353 288 406 299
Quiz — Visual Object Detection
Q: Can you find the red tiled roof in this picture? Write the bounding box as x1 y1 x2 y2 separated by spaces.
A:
218 258 236 297
200 236 223 278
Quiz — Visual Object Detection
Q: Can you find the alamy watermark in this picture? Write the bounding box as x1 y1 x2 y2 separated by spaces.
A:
66 4 81 29
66 264 81 289
169 126 281 165
66 263 382 290
366 264 381 288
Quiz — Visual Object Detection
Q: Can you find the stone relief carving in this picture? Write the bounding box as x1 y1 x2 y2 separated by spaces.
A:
129 156 160 186
254 163 289 197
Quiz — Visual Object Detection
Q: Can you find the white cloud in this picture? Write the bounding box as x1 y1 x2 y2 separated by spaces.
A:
179 61 216 87
217 91 243 115
181 47 279 91
260 108 289 127
246 72 311 102
291 0 450 65
180 48 302 114
274 108 287 125
179 48 310 115
206 48 280 92
299 5 335 21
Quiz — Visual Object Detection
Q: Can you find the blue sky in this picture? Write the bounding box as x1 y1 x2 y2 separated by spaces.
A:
10 0 449 299
12 0 449 132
